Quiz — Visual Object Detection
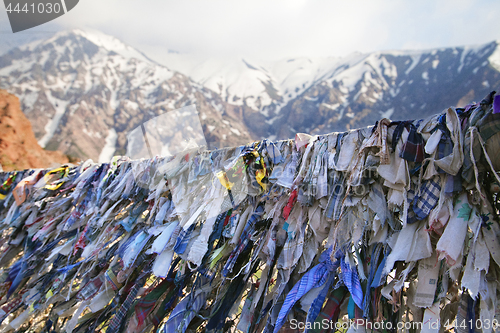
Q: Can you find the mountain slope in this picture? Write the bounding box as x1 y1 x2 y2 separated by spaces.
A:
0 29 253 162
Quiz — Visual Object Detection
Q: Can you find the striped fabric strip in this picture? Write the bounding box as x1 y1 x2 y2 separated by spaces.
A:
340 256 363 310
222 205 264 276
272 248 339 333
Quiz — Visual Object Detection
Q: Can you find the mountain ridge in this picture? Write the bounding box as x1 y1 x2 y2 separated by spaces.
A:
0 29 254 162
0 29 499 161
158 39 500 138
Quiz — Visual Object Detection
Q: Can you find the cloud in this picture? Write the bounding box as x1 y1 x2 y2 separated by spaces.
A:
3 0 500 60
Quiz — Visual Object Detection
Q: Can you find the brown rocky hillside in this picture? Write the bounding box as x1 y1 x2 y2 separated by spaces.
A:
0 90 69 171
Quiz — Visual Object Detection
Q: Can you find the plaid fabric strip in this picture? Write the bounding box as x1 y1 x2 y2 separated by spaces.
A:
282 189 297 220
222 205 264 276
309 287 347 333
437 139 453 164
135 298 159 326
174 224 195 255
444 173 462 194
272 249 339 333
325 176 344 220
182 291 206 328
478 112 500 143
463 101 500 182
6 259 22 285
163 290 207 333
151 259 184 329
340 257 363 311
390 121 412 152
0 282 11 300
435 116 453 164
263 140 284 165
278 212 306 270
400 124 425 162
73 223 89 255
78 275 104 301
362 244 383 319
1 289 27 315
151 284 178 329
333 133 345 166
413 175 441 220
134 278 172 326
7 259 26 299
105 267 122 291
163 295 189 333
105 273 148 333
406 187 417 224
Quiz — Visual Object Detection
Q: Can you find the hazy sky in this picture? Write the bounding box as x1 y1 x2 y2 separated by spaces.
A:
1 0 500 61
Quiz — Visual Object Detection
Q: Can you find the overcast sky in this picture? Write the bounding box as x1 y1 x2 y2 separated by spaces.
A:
1 0 500 61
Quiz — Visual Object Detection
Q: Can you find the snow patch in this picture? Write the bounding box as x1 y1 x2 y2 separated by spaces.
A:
21 91 38 112
379 108 394 119
458 50 467 72
124 100 139 110
230 128 241 136
381 57 397 79
98 128 117 163
92 67 103 76
432 60 439 69
405 55 421 75
69 104 80 116
321 103 340 110
488 42 500 72
422 72 429 80
38 93 70 148
353 84 368 101
83 128 102 138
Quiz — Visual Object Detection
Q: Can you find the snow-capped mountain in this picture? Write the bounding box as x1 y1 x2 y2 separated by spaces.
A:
155 53 347 138
1 29 500 162
271 42 500 139
0 29 253 162
160 42 500 140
